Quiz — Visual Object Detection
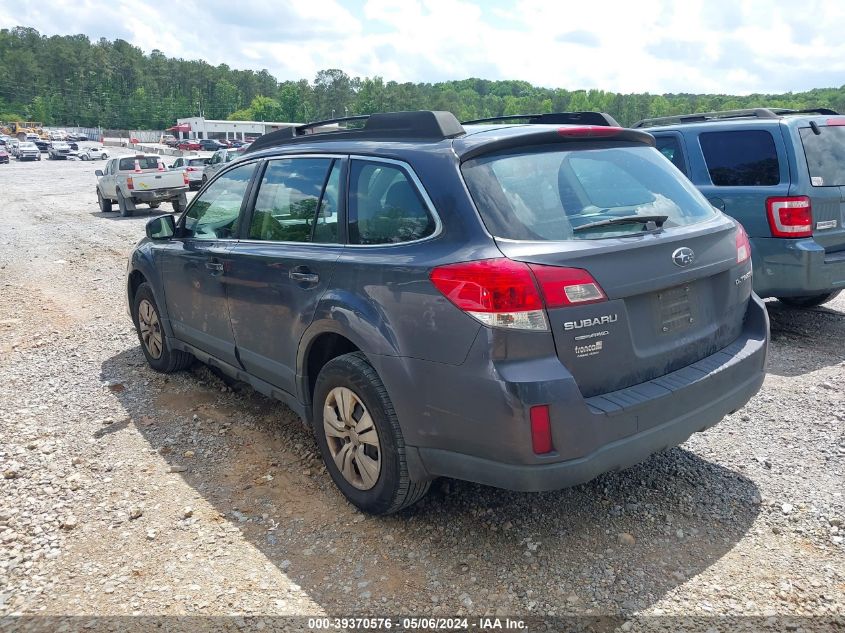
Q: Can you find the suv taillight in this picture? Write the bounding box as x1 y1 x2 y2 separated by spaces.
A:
429 258 606 331
736 222 751 264
766 196 812 238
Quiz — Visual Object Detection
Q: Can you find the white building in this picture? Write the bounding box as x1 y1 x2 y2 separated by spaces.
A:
169 117 299 141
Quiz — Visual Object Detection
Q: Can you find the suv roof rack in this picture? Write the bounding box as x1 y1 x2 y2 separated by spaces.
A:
632 107 841 128
462 111 620 127
244 110 465 154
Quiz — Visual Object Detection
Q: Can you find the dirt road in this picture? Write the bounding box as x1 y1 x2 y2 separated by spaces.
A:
0 151 843 631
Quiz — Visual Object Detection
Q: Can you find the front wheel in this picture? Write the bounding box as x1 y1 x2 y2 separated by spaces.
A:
97 188 112 213
313 352 430 515
132 282 193 373
80 153 90 161
777 290 842 308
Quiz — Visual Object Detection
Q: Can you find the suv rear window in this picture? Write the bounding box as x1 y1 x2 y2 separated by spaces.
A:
699 130 779 186
461 145 717 241
799 125 845 187
119 156 161 170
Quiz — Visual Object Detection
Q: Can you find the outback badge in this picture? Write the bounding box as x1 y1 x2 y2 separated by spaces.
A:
672 247 695 267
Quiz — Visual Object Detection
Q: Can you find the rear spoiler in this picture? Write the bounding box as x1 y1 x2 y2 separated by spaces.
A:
458 126 655 162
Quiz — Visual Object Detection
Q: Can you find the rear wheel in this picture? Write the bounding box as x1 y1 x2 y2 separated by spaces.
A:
172 193 187 214
313 352 430 515
132 282 193 373
777 290 842 308
117 190 135 217
149 202 161 209
97 188 112 213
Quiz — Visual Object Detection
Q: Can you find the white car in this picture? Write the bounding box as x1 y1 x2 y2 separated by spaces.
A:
79 146 110 161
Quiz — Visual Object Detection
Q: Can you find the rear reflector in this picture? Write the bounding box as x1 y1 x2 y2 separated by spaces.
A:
530 405 553 454
766 196 812 238
557 126 623 138
735 222 751 264
126 177 134 190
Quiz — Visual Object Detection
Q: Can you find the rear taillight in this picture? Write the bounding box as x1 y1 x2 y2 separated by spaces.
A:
766 196 812 238
183 172 190 186
530 405 553 454
429 258 606 331
528 264 606 307
186 166 196 172
126 177 134 190
735 222 751 264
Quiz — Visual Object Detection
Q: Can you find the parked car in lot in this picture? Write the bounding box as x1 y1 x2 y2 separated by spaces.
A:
78 146 110 161
160 134 178 146
33 139 50 153
202 146 247 184
6 138 20 157
198 138 226 151
168 153 212 190
177 139 201 151
48 141 73 159
16 142 41 161
0 148 9 164
66 133 88 142
95 154 189 216
126 110 769 514
635 108 845 307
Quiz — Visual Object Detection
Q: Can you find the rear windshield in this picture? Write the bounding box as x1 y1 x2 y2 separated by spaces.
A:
187 158 208 166
799 125 845 187
119 156 161 170
461 144 717 240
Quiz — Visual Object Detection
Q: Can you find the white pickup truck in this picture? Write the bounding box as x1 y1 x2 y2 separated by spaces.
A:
95 154 188 217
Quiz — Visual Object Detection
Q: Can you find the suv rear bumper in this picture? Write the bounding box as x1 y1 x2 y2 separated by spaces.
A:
752 237 845 298
378 294 768 491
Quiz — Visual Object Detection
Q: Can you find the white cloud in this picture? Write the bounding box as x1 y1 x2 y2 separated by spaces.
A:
1 0 845 94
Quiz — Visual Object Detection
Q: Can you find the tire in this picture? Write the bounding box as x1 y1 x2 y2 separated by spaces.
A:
97 188 112 213
117 190 135 217
172 193 187 214
777 290 842 308
80 154 90 161
313 352 430 515
149 202 161 209
101 153 108 160
201 175 208 186
132 282 193 373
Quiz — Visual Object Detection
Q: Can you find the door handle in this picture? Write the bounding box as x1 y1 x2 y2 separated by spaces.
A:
289 271 319 283
206 261 224 273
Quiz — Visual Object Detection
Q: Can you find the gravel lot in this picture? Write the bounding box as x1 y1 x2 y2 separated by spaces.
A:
0 150 843 632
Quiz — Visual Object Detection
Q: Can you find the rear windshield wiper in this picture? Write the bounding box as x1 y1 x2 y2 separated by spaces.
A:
573 215 669 232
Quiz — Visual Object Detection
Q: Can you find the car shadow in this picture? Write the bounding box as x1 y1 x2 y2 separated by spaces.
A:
101 346 761 619
764 298 845 377
89 209 175 221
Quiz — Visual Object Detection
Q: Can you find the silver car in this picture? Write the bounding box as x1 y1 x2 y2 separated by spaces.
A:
202 147 247 185
16 142 41 161
169 153 212 190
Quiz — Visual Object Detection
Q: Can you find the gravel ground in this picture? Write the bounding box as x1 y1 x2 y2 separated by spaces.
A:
0 151 843 632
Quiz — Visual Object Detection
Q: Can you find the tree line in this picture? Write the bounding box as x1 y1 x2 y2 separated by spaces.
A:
3 26 845 130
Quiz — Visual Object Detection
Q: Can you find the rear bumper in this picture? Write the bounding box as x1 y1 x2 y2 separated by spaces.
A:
376 295 768 491
131 187 187 202
752 237 845 298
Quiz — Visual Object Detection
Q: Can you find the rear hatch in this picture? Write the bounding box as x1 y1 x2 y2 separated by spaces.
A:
795 120 845 255
460 134 752 397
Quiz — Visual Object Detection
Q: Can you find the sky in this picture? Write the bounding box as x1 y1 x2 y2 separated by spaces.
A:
1 0 844 95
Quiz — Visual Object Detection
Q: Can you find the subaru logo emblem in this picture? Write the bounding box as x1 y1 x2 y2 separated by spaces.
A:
672 247 695 267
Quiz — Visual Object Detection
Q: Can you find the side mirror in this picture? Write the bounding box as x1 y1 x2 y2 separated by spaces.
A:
146 215 175 240
95 169 104 177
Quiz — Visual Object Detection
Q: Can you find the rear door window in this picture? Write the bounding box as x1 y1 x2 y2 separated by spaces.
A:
348 160 435 245
699 130 780 186
799 125 845 186
248 158 339 243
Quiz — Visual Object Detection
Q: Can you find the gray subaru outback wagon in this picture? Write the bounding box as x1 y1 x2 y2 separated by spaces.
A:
127 110 769 514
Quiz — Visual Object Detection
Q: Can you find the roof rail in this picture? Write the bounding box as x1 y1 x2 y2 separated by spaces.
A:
244 110 465 154
462 111 620 127
769 107 840 116
632 108 783 128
